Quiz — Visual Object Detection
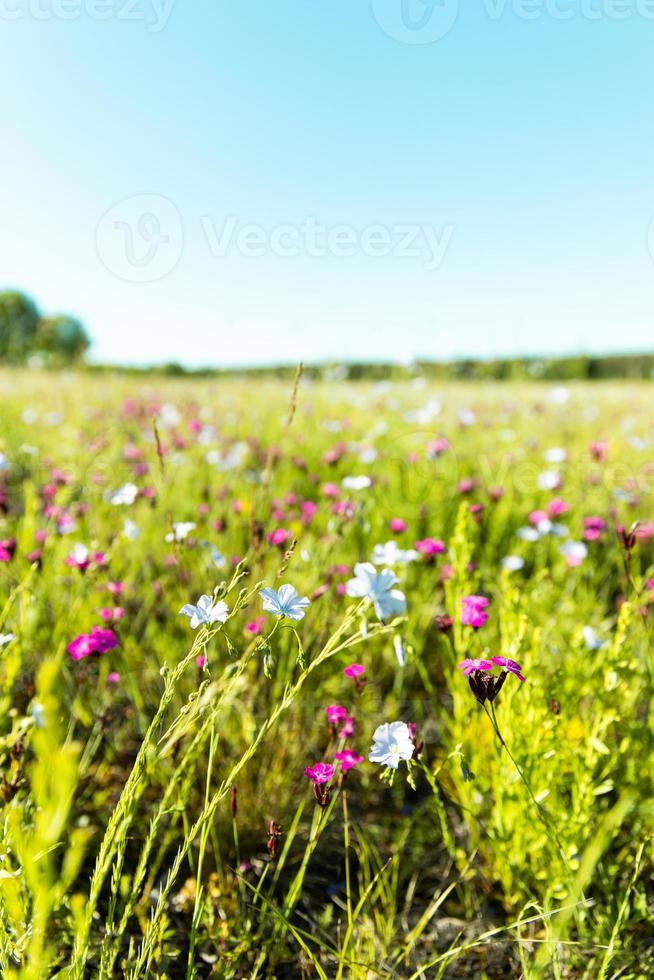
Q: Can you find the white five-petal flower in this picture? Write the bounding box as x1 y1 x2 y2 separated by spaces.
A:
345 563 406 621
259 584 311 621
371 541 418 567
106 483 139 506
179 595 229 629
369 722 414 770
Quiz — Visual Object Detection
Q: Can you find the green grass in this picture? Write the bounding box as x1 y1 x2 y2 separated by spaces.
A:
0 370 651 978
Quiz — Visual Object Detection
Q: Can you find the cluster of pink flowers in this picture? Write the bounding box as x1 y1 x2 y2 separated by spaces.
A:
67 626 119 662
461 595 490 629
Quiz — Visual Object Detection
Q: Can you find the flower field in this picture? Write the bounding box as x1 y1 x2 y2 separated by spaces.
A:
0 369 652 978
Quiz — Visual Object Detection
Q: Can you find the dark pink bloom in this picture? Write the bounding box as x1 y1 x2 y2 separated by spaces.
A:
301 501 317 524
461 595 490 629
548 497 569 517
338 717 355 739
245 616 265 635
67 626 119 661
584 516 606 541
196 654 207 669
529 510 549 526
491 656 526 683
389 517 407 534
326 705 348 726
268 528 289 547
107 671 121 684
458 658 494 676
457 478 475 495
415 538 446 559
334 749 363 772
108 581 124 596
321 482 340 498
344 663 365 678
304 762 334 785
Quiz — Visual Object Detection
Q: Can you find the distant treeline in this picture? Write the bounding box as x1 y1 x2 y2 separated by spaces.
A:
0 291 89 365
86 353 654 382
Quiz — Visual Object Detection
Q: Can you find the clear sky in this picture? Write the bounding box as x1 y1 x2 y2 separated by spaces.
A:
1 0 653 367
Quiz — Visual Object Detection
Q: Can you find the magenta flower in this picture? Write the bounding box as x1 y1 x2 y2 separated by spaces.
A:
458 658 494 676
491 656 526 683
338 716 355 739
267 528 289 547
415 538 446 559
389 517 407 534
344 663 365 679
304 762 334 785
326 705 348 726
67 626 118 662
107 671 121 684
461 595 490 629
334 749 363 772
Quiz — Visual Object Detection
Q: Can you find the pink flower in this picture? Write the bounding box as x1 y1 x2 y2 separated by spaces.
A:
245 616 265 635
301 501 317 524
304 762 334 785
107 671 121 684
326 705 348 726
338 716 355 738
415 538 446 559
67 626 118 661
196 654 207 669
458 658 494 676
590 441 608 462
389 517 407 534
529 510 549 526
334 749 363 772
107 581 124 596
491 656 526 683
457 478 475 495
583 516 606 541
461 595 490 629
426 438 449 458
321 482 340 498
548 497 569 517
267 528 289 547
344 663 365 678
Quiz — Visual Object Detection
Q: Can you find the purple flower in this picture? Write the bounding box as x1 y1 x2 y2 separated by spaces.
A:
491 656 526 683
461 595 490 629
304 763 334 785
458 658 494 676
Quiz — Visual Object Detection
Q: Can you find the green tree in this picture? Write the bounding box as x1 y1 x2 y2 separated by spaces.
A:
36 315 90 362
0 291 40 362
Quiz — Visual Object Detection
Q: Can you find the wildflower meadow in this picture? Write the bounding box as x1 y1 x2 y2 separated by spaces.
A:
0 368 652 978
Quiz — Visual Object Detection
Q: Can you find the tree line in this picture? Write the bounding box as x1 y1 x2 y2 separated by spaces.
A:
0 291 90 365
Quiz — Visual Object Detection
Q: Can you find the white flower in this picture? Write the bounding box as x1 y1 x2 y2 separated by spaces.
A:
342 475 372 491
369 721 414 770
550 386 570 404
166 522 196 543
345 563 406 621
106 483 138 506
560 541 588 564
501 555 525 572
582 626 604 651
0 633 15 647
517 527 540 542
371 541 418 566
123 519 141 541
179 595 229 629
206 544 226 569
544 447 567 463
458 409 476 427
538 471 561 491
69 543 90 564
260 584 311 621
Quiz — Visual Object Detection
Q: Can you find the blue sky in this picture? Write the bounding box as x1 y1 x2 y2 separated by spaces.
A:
1 0 653 367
